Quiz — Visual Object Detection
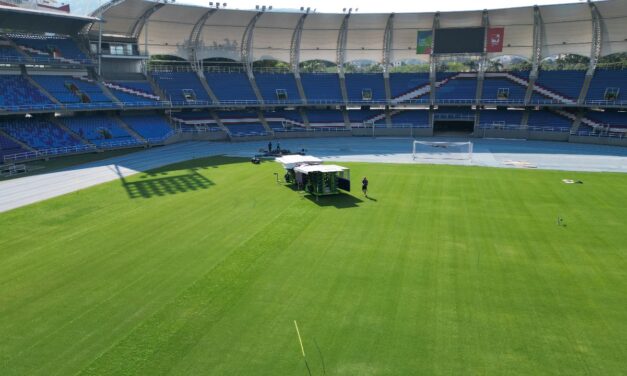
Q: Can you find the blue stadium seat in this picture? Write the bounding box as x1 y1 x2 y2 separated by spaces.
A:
151 72 211 103
0 75 53 108
0 133 27 160
216 111 268 136
479 109 524 127
527 110 573 130
534 70 586 101
389 73 430 99
205 72 257 101
584 110 627 129
390 110 429 126
344 73 386 101
300 73 343 102
0 119 83 149
306 110 344 125
586 69 627 103
482 72 529 103
107 81 161 104
10 34 90 63
60 115 139 147
31 75 115 106
120 114 173 139
347 110 385 124
436 74 477 101
254 73 300 103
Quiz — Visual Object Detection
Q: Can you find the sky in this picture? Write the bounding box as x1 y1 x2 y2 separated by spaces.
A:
69 0 589 16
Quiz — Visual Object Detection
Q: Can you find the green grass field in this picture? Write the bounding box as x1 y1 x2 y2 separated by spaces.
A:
1 156 626 375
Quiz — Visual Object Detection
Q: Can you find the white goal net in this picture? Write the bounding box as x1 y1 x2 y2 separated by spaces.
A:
412 141 473 161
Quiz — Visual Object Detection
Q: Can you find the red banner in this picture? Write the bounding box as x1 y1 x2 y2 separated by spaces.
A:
486 27 505 53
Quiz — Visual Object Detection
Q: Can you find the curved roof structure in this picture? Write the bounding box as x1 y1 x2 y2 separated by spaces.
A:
91 0 627 63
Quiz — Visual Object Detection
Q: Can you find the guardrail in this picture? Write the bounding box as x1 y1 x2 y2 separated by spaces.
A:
3 144 98 164
0 56 95 66
571 130 626 139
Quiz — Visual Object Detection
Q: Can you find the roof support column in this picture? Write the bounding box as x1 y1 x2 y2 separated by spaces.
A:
382 13 394 103
189 10 215 70
291 13 308 104
241 12 265 104
429 12 440 106
525 5 543 105
475 9 489 107
578 2 603 104
337 14 350 105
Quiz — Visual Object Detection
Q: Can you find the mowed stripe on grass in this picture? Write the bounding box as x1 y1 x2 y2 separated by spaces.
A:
0 156 626 375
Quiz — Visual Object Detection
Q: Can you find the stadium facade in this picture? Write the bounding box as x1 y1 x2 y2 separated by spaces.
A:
0 0 626 166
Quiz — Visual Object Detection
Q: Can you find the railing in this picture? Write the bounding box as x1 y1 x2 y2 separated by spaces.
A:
571 130 626 139
3 144 98 164
478 123 571 133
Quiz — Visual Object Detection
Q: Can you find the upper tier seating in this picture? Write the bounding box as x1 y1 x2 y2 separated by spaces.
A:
205 72 257 102
585 110 627 129
479 109 524 127
0 75 53 108
0 45 24 61
436 74 477 101
120 114 173 139
389 110 430 126
300 73 343 102
0 119 83 149
60 115 138 146
31 75 114 106
254 73 300 103
151 72 211 103
345 74 386 101
10 34 90 63
389 73 430 99
534 70 586 101
0 133 27 160
106 81 160 104
527 110 573 130
482 73 529 103
586 69 627 103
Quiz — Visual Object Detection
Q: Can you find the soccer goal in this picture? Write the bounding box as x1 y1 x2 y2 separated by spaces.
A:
412 141 473 161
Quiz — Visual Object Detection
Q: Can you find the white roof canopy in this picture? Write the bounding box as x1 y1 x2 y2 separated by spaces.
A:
276 155 323 169
295 164 349 174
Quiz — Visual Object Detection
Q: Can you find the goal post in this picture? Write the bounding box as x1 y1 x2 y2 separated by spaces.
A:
412 140 473 161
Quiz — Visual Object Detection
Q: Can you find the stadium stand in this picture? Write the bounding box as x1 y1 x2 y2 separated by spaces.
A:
527 109 574 130
253 73 300 103
204 72 257 102
119 114 173 139
300 73 343 102
347 109 386 124
0 133 27 160
585 110 627 129
0 44 25 62
436 73 478 102
216 111 268 136
534 70 586 101
389 110 430 126
31 75 115 106
586 69 626 103
0 75 53 108
60 115 139 146
0 119 83 149
478 109 524 127
151 72 211 103
482 72 529 103
105 81 161 104
345 74 386 102
389 73 431 100
9 33 90 64
305 110 345 125
263 110 307 132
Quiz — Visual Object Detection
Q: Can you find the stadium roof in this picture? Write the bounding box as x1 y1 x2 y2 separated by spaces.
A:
0 4 98 34
91 0 627 63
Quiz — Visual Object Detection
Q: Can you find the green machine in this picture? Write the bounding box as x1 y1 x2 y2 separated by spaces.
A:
294 164 351 196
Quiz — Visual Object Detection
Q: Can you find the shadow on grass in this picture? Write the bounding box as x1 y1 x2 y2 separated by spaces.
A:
122 169 215 199
304 192 363 208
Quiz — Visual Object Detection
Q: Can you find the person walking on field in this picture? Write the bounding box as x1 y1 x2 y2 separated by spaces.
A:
362 177 369 197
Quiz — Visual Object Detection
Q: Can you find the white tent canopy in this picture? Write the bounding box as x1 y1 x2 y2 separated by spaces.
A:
294 164 349 174
275 155 322 169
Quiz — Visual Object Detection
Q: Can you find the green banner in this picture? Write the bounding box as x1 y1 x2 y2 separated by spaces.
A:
416 30 433 54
